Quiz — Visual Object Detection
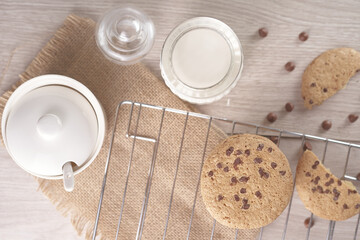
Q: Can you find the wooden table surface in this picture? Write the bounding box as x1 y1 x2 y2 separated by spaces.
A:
1 0 360 239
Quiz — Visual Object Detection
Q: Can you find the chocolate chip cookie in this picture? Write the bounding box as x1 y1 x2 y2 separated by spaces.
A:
302 48 360 109
201 134 293 229
296 150 360 221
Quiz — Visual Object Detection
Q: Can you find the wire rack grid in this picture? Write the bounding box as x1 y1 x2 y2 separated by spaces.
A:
92 100 360 240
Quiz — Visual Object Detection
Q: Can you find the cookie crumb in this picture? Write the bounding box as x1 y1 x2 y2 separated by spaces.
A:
267 112 277 123
258 28 268 38
322 120 332 130
299 32 309 42
304 217 314 228
285 62 295 72
348 114 359 123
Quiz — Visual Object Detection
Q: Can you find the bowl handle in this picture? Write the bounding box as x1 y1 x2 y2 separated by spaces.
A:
62 162 74 192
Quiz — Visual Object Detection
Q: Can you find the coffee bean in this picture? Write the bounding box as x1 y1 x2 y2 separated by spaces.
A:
224 166 229 172
279 171 286 176
285 61 295 72
343 204 349 209
349 114 359 123
257 144 264 151
255 191 262 199
258 27 268 38
240 188 246 194
270 136 278 144
234 195 240 201
285 102 294 112
304 217 314 228
312 161 319 169
299 31 309 41
254 157 263 164
305 172 311 177
268 147 273 153
245 149 250 156
217 163 222 168
267 112 277 123
303 141 312 151
321 120 332 130
271 162 277 169
226 147 234 156
208 171 213 177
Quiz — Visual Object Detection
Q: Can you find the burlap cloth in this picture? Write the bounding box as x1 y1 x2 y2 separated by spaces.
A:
0 15 259 239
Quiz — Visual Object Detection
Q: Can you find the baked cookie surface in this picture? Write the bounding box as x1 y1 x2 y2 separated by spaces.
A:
296 150 360 221
301 48 360 109
201 134 293 229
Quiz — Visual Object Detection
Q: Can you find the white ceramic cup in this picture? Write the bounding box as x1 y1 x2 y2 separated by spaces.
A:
1 75 106 191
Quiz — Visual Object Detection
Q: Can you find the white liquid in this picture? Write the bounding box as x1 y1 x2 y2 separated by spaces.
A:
172 28 232 89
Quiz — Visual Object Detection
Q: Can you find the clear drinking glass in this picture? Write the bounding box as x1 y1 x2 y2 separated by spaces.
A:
96 6 155 65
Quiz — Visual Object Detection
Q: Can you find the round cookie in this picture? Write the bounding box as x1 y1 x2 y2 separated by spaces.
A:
296 150 360 221
301 48 360 109
200 134 293 229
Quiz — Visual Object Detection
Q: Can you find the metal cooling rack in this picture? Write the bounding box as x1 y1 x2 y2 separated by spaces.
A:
92 100 360 240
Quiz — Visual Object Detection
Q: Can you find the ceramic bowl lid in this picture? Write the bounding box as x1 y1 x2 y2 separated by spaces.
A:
1 75 105 179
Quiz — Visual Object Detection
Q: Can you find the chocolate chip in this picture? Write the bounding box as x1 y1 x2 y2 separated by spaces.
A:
314 176 320 185
208 171 213 177
242 198 248 204
349 114 359 123
285 102 294 112
312 161 319 169
255 191 262 199
267 112 277 123
226 147 234 156
333 188 340 201
235 150 242 155
317 186 324 193
357 173 360 181
325 178 334 186
279 171 286 176
245 149 250 156
217 163 222 168
268 147 273 153
305 172 311 177
234 157 243 166
309 99 313 104
234 194 240 201
337 180 342 186
325 173 330 178
310 82 316 87
254 157 263 164
311 187 317 193
348 189 357 195
270 136 278 144
355 204 360 209
322 120 332 130
231 177 238 183
218 195 224 201
259 167 269 179
303 141 312 151
285 61 295 72
343 204 349 209
271 162 277 169
224 166 229 172
242 204 250 210
304 217 314 228
258 27 268 38
299 31 309 41
239 176 249 183
325 189 330 194
240 188 246 194
333 196 339 201
257 144 264 151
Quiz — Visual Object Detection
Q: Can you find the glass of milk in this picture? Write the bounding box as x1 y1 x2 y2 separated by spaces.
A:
161 17 243 104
